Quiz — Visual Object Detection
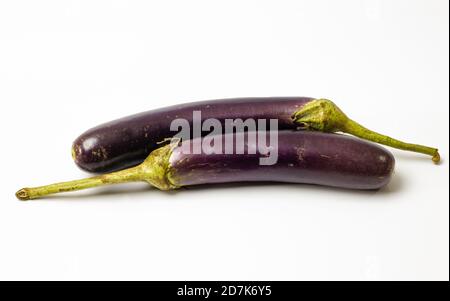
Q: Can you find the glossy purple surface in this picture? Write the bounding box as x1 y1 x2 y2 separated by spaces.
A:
169 131 395 190
73 97 313 172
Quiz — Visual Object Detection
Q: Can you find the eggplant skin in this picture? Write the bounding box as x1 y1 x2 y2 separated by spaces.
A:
168 131 395 190
72 97 313 172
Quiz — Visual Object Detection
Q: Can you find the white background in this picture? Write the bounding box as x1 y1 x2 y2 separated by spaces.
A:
0 0 448 281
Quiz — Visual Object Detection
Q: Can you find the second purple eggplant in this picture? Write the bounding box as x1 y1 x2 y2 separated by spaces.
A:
72 97 439 172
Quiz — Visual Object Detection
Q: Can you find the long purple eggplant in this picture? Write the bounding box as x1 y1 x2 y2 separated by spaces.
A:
72 97 439 172
16 131 395 200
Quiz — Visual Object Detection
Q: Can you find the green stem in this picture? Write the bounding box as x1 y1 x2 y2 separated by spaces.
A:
343 119 440 163
16 166 142 200
16 144 177 201
292 99 441 163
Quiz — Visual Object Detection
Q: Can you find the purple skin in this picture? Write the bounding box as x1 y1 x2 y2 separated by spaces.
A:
72 97 313 172
169 131 395 190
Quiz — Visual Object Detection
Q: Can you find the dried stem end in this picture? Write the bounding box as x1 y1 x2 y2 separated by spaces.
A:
16 188 31 201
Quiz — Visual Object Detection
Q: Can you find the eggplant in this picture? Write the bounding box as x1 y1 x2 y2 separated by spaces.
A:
73 97 312 172
72 98 439 173
16 131 395 200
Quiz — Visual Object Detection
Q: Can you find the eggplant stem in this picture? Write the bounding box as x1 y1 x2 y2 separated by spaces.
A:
16 145 177 201
292 99 440 163
16 167 142 200
343 119 440 163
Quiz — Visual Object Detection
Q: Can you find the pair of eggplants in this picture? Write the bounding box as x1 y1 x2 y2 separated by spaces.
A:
16 97 440 200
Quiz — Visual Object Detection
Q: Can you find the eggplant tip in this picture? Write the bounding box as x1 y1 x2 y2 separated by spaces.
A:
71 146 76 161
15 188 30 201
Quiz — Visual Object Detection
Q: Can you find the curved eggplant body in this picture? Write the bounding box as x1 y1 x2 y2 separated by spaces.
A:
73 97 313 172
16 131 396 200
168 131 395 190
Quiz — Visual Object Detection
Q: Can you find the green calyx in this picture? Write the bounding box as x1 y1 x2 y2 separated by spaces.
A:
292 98 348 132
16 144 179 201
292 98 440 163
139 144 179 190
